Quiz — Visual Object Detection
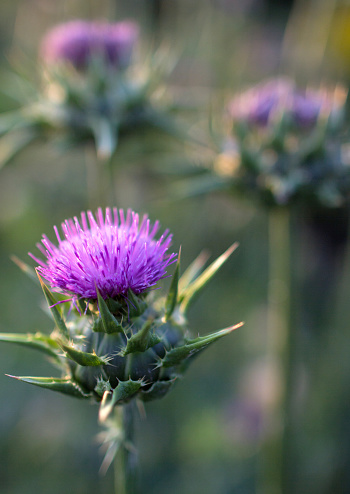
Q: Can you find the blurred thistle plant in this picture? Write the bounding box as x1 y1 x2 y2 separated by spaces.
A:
0 207 241 492
168 77 350 494
0 19 182 170
177 77 350 209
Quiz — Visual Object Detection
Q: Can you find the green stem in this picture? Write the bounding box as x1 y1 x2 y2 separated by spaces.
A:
259 207 298 494
114 402 138 494
84 146 116 209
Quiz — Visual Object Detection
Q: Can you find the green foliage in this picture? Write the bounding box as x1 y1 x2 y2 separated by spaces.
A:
6 375 91 398
95 288 124 334
160 323 243 368
0 332 60 360
37 272 70 339
121 318 161 356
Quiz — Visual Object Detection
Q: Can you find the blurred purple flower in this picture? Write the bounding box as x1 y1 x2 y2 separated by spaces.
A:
30 208 176 301
228 78 347 129
228 78 294 126
40 20 139 70
291 86 347 127
290 91 323 127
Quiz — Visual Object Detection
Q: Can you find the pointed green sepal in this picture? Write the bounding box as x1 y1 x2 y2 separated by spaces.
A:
178 250 210 293
179 243 239 313
94 378 112 397
0 332 60 360
160 322 243 368
99 379 143 422
96 288 124 334
127 289 147 318
165 248 181 320
121 319 161 356
7 375 92 398
11 256 40 285
106 298 123 313
59 341 111 367
140 379 176 401
36 271 69 339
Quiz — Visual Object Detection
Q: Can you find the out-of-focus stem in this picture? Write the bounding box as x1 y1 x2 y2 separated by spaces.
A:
259 207 298 494
114 402 138 494
85 147 116 209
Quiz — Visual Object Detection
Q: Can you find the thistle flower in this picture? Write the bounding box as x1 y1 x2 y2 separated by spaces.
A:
1 207 240 412
40 20 139 70
201 78 350 207
290 86 346 128
228 78 293 126
0 18 180 167
30 208 176 302
228 78 347 131
0 208 241 480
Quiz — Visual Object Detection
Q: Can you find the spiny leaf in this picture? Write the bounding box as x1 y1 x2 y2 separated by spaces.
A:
6 375 92 398
99 379 143 422
59 341 110 367
160 322 243 368
121 319 160 356
96 288 124 334
140 379 176 401
11 256 39 285
178 250 210 293
36 271 69 339
165 248 181 320
0 332 60 360
127 289 147 318
180 243 239 313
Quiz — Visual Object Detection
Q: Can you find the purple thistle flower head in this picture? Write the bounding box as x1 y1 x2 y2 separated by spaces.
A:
290 86 347 127
228 79 347 130
40 20 139 70
290 91 323 127
30 208 176 302
228 78 294 126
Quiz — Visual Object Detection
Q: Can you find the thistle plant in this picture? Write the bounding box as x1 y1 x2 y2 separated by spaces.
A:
0 19 181 170
0 207 241 493
179 78 350 209
168 77 350 494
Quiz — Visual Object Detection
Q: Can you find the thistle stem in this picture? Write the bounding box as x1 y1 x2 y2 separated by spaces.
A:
114 402 139 494
259 207 298 494
85 146 116 209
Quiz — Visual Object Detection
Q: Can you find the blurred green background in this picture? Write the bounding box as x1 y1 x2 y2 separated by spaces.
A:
1 1 350 493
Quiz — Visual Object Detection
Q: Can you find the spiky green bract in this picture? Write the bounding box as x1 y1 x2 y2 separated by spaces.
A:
121 318 161 356
159 323 243 368
165 248 181 320
0 332 60 360
1 246 241 408
99 380 144 422
59 341 111 367
179 243 239 313
94 288 124 334
6 375 91 399
37 271 69 339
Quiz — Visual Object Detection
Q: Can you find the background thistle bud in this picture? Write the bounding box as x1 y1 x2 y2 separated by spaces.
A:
40 20 139 71
1 209 241 413
202 78 350 208
0 18 182 168
228 78 294 128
